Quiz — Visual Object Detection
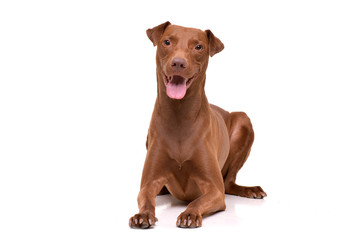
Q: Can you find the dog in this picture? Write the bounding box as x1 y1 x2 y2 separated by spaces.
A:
129 22 266 229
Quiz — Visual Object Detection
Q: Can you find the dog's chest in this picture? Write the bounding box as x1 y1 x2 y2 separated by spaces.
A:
153 121 204 166
166 157 203 201
166 137 197 167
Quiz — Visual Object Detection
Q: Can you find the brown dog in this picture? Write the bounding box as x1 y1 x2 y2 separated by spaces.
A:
129 22 266 229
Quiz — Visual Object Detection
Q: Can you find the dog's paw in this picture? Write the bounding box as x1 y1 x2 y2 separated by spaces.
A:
176 211 202 228
243 186 267 199
226 183 267 199
129 212 157 229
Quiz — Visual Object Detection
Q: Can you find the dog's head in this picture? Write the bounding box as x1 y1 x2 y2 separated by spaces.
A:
147 22 224 100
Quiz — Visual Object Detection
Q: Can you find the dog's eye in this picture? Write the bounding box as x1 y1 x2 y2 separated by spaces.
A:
164 40 171 46
195 45 203 50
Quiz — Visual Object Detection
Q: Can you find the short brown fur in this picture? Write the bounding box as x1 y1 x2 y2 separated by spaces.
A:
129 22 266 229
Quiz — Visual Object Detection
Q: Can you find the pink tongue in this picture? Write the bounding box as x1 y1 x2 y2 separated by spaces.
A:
166 79 187 99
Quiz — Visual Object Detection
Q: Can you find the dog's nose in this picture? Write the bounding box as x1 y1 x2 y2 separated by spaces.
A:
171 58 187 71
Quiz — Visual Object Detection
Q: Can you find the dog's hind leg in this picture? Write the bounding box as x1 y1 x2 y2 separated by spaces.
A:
221 112 267 199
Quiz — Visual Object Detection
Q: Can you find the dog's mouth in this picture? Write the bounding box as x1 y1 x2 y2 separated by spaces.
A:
163 73 197 99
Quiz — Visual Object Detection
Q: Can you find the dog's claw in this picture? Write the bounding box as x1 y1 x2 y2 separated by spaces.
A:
187 219 192 226
196 219 200 227
260 191 267 198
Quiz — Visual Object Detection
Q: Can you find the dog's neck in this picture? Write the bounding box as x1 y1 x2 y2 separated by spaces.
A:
155 72 210 123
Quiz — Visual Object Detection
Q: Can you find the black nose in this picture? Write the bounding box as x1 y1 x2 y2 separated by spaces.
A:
171 58 187 71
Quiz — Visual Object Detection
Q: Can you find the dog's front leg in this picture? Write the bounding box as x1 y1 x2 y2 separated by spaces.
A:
176 181 226 228
129 177 166 229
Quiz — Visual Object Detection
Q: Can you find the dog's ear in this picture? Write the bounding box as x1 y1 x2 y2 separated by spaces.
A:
205 30 224 57
146 21 171 46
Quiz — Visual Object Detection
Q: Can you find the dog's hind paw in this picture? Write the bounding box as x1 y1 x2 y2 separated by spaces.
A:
226 183 267 199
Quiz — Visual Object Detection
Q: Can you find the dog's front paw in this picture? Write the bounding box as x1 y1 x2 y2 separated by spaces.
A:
129 212 157 229
176 211 202 228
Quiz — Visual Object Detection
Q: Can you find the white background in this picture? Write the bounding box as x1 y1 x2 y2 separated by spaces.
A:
1 0 359 239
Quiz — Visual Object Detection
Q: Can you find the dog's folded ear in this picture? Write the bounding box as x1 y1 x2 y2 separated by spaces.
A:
146 21 171 46
205 30 224 57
